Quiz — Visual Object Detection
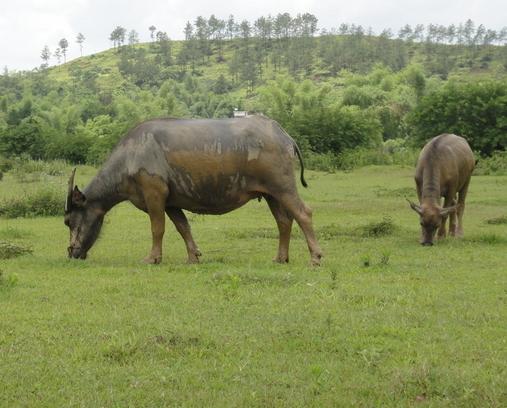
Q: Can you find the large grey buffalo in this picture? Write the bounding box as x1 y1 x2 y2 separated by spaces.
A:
64 116 322 265
408 133 475 245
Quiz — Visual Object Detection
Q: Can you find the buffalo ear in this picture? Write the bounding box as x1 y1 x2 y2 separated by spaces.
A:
406 198 422 215
440 204 458 217
72 186 86 207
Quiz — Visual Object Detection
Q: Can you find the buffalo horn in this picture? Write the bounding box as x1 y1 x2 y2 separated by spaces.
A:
406 198 422 215
65 168 76 212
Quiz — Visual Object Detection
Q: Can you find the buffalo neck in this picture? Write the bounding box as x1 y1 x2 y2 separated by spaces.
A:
83 169 126 213
421 166 441 205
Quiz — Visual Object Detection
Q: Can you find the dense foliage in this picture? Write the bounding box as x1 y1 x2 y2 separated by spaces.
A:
0 13 506 165
409 80 507 154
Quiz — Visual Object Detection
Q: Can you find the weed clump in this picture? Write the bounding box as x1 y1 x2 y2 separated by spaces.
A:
374 186 413 197
361 217 395 237
0 270 19 289
0 241 33 259
485 215 507 225
471 233 507 244
0 189 63 218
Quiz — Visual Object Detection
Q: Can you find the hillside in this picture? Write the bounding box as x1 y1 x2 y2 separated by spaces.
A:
1 28 507 165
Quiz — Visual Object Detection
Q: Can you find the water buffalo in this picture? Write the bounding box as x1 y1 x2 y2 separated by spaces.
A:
64 116 322 265
408 133 474 245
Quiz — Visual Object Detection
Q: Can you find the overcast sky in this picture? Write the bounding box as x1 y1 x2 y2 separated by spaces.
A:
1 0 506 71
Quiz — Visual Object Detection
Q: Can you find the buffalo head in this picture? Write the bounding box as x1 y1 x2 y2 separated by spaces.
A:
64 169 105 259
407 199 458 246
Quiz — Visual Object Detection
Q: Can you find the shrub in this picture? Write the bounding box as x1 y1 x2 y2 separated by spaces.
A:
474 151 507 175
305 151 340 172
0 155 14 172
408 79 507 155
0 189 64 218
0 117 45 158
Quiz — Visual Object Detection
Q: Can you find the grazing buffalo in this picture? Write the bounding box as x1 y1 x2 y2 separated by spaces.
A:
64 116 322 265
408 133 475 245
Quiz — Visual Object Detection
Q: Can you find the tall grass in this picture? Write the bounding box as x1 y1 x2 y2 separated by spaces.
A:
305 139 419 172
9 157 69 183
0 189 64 218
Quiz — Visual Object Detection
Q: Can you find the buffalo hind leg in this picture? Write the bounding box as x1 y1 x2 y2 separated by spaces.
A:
456 180 470 237
265 195 293 263
448 198 458 237
274 193 322 266
139 173 169 264
166 207 201 264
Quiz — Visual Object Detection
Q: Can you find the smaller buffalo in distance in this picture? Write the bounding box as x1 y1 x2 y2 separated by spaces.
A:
408 133 475 245
64 116 322 265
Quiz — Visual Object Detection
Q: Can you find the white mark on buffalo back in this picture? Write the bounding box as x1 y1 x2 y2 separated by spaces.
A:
287 143 296 158
247 146 261 161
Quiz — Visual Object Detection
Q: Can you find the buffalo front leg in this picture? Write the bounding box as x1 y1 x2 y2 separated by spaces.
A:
144 200 166 264
166 207 201 264
265 195 294 263
438 196 454 239
139 175 169 264
276 193 322 266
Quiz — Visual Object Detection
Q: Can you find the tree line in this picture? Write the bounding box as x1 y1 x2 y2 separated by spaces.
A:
38 15 507 75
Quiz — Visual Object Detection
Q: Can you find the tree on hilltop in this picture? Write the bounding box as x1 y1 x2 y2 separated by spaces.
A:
58 38 69 63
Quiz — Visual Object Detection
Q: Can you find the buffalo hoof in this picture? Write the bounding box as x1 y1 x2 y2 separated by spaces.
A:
311 254 322 267
273 256 289 264
143 255 162 264
187 256 200 264
186 249 201 264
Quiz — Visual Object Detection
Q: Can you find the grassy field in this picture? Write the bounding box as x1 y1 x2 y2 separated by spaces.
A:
1 165 506 407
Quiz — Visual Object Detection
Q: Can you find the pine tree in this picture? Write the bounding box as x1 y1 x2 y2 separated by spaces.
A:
76 33 85 56
40 45 51 68
58 38 69 63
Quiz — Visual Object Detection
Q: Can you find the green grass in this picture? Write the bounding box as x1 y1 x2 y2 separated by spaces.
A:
1 165 506 406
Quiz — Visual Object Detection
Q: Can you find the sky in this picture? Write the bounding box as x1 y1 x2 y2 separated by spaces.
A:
1 0 506 71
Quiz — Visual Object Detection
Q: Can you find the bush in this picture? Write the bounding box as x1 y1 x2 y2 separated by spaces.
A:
0 117 45 158
408 79 507 155
474 151 507 175
0 155 14 172
305 151 340 172
0 189 64 218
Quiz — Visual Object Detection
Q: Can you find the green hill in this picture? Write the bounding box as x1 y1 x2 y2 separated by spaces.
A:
1 26 507 165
